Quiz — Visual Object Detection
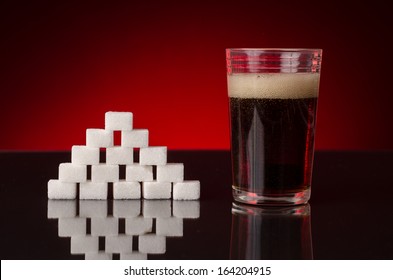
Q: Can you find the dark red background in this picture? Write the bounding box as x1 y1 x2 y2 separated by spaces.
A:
1 0 392 151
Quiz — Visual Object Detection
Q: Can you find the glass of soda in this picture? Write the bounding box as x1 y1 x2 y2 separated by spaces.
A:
226 48 322 205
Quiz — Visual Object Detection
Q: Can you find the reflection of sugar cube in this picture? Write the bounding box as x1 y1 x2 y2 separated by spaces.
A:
105 235 133 253
143 200 171 218
139 234 166 254
85 253 112 260
48 179 77 199
157 163 184 182
113 200 140 218
58 218 86 237
86 129 113 148
106 147 133 165
126 217 153 235
143 181 171 199
139 147 167 165
173 181 200 200
120 252 147 260
79 200 107 217
105 112 133 131
92 164 119 183
91 217 119 236
113 181 141 199
71 236 99 254
173 201 200 219
58 163 86 183
71 145 99 165
126 164 153 182
156 218 183 237
122 129 148 148
47 200 77 218
80 181 107 200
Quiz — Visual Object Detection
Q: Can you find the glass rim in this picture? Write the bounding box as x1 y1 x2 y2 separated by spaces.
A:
226 48 322 53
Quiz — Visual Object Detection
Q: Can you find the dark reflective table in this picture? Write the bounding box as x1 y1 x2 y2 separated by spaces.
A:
1 151 392 260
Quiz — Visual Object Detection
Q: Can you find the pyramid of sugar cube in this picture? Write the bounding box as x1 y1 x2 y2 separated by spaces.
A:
48 111 200 200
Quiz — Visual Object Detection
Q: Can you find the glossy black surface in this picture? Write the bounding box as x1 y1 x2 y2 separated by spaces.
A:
1 151 393 260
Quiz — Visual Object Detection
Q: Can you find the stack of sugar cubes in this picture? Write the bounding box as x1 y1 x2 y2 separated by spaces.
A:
48 111 200 200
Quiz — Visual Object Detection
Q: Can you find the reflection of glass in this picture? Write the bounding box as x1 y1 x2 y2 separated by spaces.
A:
47 200 200 260
230 202 312 259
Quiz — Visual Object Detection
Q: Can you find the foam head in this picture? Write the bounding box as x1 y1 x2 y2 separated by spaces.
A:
227 73 320 99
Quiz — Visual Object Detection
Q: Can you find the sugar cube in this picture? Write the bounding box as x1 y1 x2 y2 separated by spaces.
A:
80 181 108 200
126 164 153 182
157 163 184 182
47 200 77 218
113 200 140 218
173 181 200 200
173 201 200 219
48 179 77 199
156 218 183 237
105 111 133 131
142 200 171 218
71 236 99 254
79 200 108 217
58 163 86 183
125 217 153 235
92 164 119 183
106 235 133 253
122 129 148 147
86 129 113 148
71 145 99 165
91 217 119 236
143 181 171 199
113 181 141 199
139 234 166 254
106 147 134 165
139 146 167 165
58 218 86 237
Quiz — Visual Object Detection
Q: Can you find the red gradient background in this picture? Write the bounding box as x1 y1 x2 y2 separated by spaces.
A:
1 1 392 151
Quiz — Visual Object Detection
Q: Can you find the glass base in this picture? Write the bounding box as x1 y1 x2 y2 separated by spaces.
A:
232 186 311 206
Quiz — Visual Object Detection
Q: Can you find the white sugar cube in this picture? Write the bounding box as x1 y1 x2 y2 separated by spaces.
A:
122 129 148 147
157 163 184 182
113 200 140 218
48 179 77 199
113 181 141 199
143 200 171 218
80 181 108 200
71 236 99 254
143 181 171 199
105 112 133 131
91 217 119 236
92 164 119 183
125 217 153 235
79 200 107 217
106 235 133 253
173 201 200 219
85 253 112 260
126 164 153 182
58 218 86 237
139 146 167 165
58 163 86 183
71 145 99 165
106 147 134 165
156 218 183 237
120 253 147 260
86 129 113 148
47 200 77 218
139 234 166 254
173 181 200 200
